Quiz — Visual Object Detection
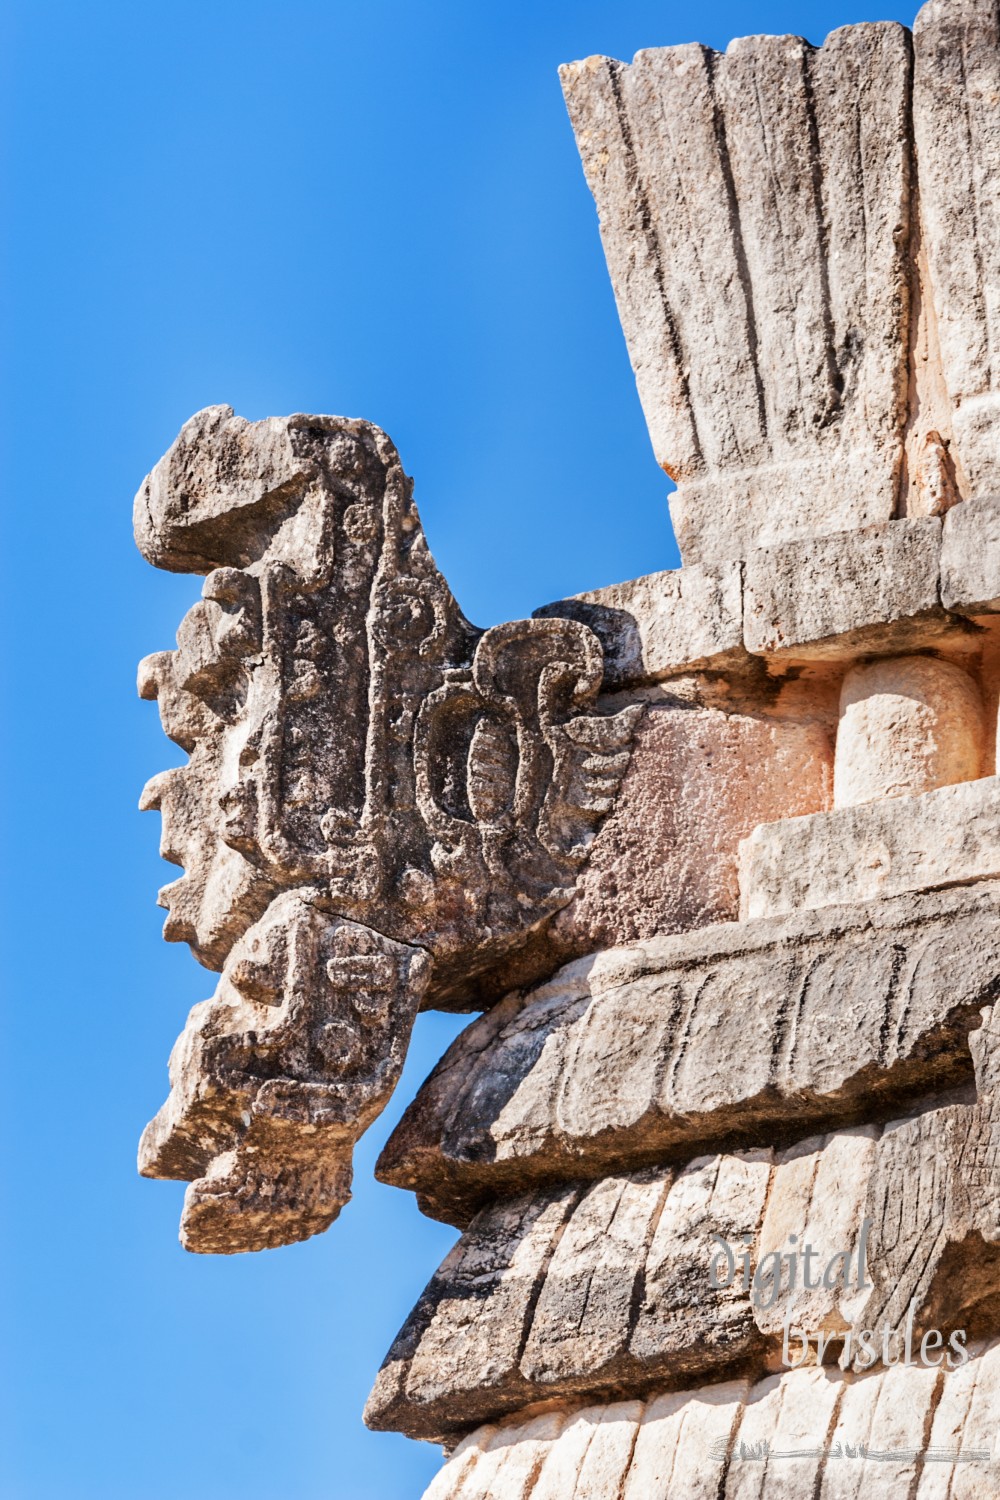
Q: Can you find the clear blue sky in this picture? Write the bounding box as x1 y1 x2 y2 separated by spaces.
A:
0 1 917 1495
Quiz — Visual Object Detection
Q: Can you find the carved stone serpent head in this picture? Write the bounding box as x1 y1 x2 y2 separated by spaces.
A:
135 406 641 1252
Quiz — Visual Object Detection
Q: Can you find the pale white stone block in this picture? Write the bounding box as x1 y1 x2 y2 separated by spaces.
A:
833 656 984 809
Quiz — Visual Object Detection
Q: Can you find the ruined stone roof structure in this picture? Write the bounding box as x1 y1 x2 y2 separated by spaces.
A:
134 0 1000 1492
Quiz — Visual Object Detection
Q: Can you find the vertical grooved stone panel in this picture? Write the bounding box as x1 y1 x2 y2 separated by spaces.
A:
914 0 1000 496
561 26 911 563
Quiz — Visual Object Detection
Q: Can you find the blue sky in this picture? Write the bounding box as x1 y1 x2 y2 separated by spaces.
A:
0 1 918 1495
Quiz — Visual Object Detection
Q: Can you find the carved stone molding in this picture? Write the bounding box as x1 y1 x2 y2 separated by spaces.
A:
367 995 1000 1439
378 882 1000 1225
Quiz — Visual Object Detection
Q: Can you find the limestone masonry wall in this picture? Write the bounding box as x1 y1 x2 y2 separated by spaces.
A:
132 0 1000 1493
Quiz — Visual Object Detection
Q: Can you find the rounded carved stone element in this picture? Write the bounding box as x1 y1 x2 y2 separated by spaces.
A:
833 655 984 809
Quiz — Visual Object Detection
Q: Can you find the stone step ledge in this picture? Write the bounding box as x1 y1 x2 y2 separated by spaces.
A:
378 882 1000 1224
536 499 1000 690
739 774 1000 922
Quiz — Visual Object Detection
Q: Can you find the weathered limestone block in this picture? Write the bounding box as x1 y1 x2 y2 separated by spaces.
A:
723 1363 847 1494
421 1427 496 1500
534 561 745 689
135 407 642 1251
519 1170 672 1390
378 884 1000 1223
422 1412 561 1500
547 698 833 959
742 519 960 660
816 1360 950 1491
419 1346 1000 1497
561 27 913 564
629 1152 772 1382
921 1343 1000 1500
739 775 1000 922
366 1186 582 1439
855 1105 1000 1355
368 1117 986 1440
849 1006 1000 1371
620 1384 747 1500
752 1127 878 1341
941 496 1000 615
530 521 1000 700
561 0 1000 569
914 0 1000 502
533 521 1000 694
522 1408 602 1500
833 656 984 809
558 1401 644 1500
366 1154 759 1439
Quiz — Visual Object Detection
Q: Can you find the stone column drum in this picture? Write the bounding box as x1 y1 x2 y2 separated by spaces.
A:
833 655 984 808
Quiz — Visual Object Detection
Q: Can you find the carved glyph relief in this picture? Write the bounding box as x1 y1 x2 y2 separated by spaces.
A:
135 406 640 1251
